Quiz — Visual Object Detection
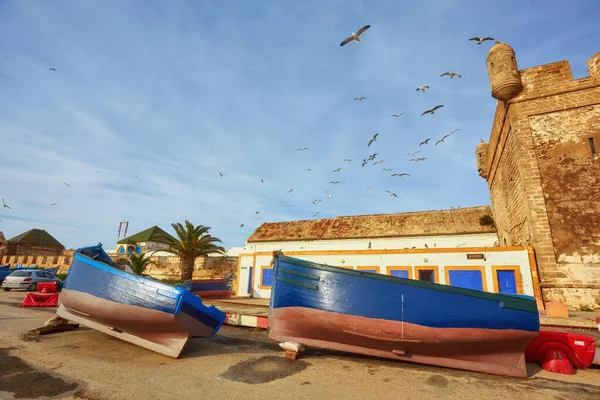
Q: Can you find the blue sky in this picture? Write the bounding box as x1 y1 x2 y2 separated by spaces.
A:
0 1 598 250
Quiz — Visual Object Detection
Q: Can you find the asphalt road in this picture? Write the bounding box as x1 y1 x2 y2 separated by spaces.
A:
0 291 599 400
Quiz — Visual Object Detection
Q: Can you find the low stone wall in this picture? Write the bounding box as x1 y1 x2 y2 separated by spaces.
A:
0 251 75 274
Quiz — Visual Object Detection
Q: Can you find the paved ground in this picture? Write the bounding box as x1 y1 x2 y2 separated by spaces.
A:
1 291 599 400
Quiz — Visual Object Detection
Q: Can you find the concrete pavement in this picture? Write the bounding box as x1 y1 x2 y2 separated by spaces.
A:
1 291 600 400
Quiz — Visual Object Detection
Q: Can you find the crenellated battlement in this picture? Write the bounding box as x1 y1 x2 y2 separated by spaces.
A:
512 52 599 102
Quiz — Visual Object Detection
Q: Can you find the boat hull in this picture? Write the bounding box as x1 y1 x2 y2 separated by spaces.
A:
191 278 232 299
58 290 214 358
269 306 536 377
58 245 226 358
268 254 540 377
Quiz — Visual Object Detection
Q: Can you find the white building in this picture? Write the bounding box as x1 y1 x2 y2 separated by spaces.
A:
235 206 543 308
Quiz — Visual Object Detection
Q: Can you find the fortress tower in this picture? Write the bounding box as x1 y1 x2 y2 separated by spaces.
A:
477 43 600 309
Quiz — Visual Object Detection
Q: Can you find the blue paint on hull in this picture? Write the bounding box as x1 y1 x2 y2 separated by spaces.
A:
271 256 540 332
63 244 226 332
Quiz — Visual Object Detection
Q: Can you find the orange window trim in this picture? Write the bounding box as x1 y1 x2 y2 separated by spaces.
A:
357 266 380 274
386 266 412 279
491 265 523 295
443 266 488 291
259 265 273 290
414 266 439 283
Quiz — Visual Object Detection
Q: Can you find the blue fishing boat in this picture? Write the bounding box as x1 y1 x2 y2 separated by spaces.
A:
268 253 540 377
190 275 233 298
57 243 226 358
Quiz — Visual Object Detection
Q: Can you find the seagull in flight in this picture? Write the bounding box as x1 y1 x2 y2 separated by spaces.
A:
312 199 322 205
436 134 452 145
421 105 444 116
368 133 379 147
296 147 308 151
285 205 291 208
67 231 74 234
255 211 260 214
219 172 223 177
386 191 398 197
410 157 426 162
449 129 462 135
49 67 56 71
49 202 57 206
365 186 374 192
367 153 378 161
391 113 404 117
306 168 312 171
406 151 421 156
373 160 384 165
2 198 12 209
327 192 332 199
343 159 353 162
240 224 244 228
260 179 264 183
255 217 262 221
340 24 371 46
330 181 340 185
333 168 341 172
416 85 430 92
63 182 72 187
312 212 320 217
288 189 294 193
354 97 366 101
469 36 495 45
391 173 410 177
440 72 461 78
419 138 431 146
382 168 392 172
133 174 140 179
362 159 368 167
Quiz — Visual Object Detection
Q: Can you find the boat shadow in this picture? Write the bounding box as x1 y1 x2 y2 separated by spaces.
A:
180 331 281 359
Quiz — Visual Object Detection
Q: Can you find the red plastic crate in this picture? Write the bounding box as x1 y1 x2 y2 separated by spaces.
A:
37 281 58 293
21 293 59 307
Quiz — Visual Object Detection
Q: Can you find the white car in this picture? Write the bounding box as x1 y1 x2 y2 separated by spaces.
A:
2 270 61 291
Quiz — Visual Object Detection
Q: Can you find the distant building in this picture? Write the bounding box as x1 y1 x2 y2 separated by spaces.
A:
477 43 600 308
235 206 542 307
116 225 176 256
0 228 65 257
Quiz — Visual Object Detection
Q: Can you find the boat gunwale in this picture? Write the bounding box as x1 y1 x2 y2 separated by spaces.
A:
275 255 537 313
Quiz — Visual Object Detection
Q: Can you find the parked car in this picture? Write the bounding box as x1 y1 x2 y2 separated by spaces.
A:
2 270 61 291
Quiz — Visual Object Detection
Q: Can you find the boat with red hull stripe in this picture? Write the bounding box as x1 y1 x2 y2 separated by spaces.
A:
268 253 540 377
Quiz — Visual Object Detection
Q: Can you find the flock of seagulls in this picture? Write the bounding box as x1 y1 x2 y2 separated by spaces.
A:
1 25 496 235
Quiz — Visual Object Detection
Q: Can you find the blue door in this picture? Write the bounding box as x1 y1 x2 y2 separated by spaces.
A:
448 270 484 291
497 270 517 294
390 270 409 278
247 266 253 295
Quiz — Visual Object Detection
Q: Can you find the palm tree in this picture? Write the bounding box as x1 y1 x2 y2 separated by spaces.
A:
157 220 225 281
118 252 155 275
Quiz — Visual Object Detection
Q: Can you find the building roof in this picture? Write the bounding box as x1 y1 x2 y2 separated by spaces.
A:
247 206 496 243
117 225 176 245
8 229 64 248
